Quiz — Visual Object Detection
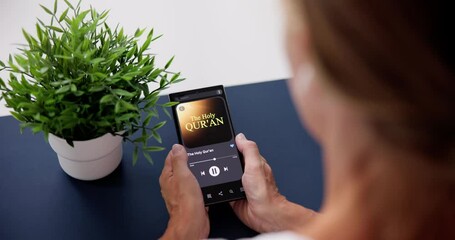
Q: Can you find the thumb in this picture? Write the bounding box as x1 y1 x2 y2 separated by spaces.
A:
235 133 268 202
170 144 191 176
235 133 263 174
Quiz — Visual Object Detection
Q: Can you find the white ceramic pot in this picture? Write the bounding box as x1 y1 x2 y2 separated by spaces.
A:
48 132 123 181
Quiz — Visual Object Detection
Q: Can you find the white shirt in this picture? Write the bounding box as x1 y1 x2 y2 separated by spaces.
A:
244 231 312 240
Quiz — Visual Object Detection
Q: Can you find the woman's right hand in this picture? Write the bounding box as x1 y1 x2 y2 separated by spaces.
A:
230 133 318 233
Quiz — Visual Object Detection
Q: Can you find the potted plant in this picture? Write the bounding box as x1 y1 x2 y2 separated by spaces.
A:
0 0 183 180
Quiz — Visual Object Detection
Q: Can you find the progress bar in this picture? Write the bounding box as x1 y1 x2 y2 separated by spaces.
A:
189 155 237 167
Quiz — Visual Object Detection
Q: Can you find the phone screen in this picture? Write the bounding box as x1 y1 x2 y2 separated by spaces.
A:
170 86 245 205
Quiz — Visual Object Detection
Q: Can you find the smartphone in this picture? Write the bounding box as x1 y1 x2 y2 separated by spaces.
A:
169 85 246 205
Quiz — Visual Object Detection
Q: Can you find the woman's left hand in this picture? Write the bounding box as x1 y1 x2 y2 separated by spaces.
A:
159 144 210 239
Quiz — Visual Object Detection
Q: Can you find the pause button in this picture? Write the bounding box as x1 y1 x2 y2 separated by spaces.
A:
209 166 220 177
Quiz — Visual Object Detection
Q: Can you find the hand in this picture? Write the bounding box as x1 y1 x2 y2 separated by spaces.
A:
230 133 318 233
159 144 210 239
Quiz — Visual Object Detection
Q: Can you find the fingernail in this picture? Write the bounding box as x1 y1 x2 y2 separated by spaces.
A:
238 133 246 140
172 144 183 154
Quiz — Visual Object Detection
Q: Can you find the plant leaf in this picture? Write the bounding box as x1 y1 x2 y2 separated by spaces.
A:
151 130 162 143
140 37 152 53
163 107 172 119
114 101 122 113
11 112 27 122
55 85 71 94
100 94 115 104
59 8 69 22
90 57 105 65
32 124 43 133
144 146 165 152
53 0 58 14
89 86 105 92
143 151 153 164
132 146 138 166
134 28 145 38
64 0 74 10
164 56 174 69
54 55 73 60
112 89 136 98
152 120 166 130
151 34 163 42
40 4 53 15
143 111 155 126
47 26 64 33
0 77 6 89
117 113 136 121
122 101 138 111
39 67 49 74
161 101 178 107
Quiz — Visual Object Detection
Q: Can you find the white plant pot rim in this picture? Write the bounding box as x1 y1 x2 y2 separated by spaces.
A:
48 132 124 161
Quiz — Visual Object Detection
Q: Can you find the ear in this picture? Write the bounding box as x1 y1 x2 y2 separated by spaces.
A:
291 63 328 141
286 27 311 77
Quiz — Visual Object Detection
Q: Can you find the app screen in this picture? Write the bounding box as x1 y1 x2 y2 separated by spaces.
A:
175 97 243 188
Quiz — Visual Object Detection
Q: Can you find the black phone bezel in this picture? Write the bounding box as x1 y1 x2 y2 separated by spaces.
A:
169 85 246 205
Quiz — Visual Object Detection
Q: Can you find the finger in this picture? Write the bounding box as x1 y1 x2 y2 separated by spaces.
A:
229 200 236 211
263 162 278 186
170 144 191 177
235 133 248 151
229 200 241 208
229 199 247 217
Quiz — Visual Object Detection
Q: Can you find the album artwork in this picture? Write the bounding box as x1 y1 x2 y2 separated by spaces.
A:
176 97 232 148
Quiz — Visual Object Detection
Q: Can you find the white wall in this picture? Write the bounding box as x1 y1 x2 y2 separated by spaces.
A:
0 0 290 117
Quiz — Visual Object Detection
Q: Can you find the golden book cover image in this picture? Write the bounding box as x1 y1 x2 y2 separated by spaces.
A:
176 97 232 148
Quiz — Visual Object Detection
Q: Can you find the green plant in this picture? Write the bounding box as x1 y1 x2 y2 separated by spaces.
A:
0 0 183 165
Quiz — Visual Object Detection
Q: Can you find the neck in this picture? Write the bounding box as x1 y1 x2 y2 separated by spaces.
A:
305 136 455 240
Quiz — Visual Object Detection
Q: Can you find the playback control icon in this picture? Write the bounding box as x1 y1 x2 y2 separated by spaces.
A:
200 165 229 177
209 166 220 177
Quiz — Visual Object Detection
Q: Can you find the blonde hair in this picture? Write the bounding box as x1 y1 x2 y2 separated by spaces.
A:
291 0 454 163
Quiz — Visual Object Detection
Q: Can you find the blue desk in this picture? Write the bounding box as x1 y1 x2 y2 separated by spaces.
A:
0 80 323 239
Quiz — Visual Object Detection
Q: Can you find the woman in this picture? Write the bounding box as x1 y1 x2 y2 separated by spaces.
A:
159 0 454 239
